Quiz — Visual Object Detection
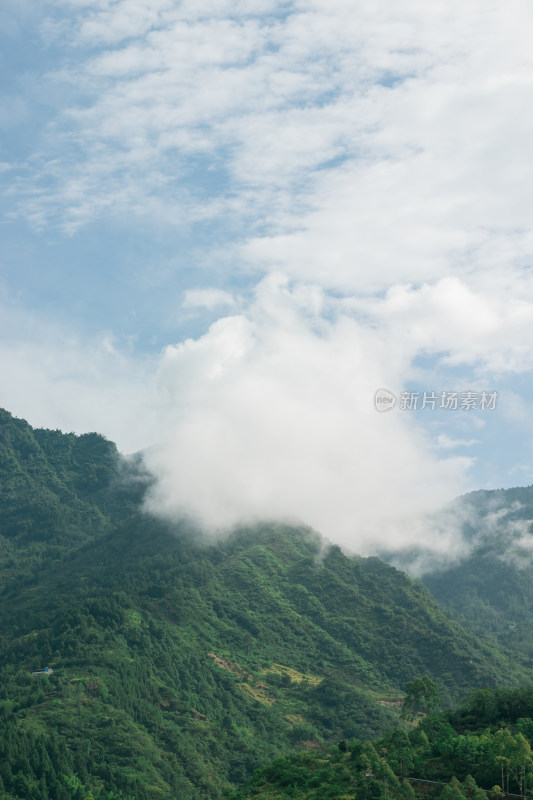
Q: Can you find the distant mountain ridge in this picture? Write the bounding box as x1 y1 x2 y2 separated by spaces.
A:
418 485 533 662
0 408 531 800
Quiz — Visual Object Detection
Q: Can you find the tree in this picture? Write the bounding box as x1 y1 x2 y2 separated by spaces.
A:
401 676 440 721
463 774 487 800
440 776 467 800
399 778 416 799
379 728 413 776
507 731 532 795
491 728 532 794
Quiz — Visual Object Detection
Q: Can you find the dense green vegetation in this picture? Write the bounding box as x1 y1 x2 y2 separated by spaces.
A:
418 487 533 661
226 687 533 799
1 409 532 799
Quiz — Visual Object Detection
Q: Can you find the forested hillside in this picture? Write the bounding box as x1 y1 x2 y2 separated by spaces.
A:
227 687 533 800
418 487 533 661
0 409 531 799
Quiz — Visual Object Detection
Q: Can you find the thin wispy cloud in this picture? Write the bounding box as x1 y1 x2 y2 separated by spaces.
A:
18 0 533 264
436 435 480 451
182 288 236 310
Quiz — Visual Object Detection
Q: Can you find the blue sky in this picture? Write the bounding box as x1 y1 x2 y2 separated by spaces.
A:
2 0 533 553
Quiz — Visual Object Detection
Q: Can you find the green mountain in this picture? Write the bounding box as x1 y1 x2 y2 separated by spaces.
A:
416 486 533 661
0 409 531 800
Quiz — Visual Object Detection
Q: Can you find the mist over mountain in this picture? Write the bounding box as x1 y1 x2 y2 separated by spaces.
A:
409 486 533 661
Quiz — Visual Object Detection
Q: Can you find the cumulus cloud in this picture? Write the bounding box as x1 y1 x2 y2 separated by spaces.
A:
142 274 470 551
359 277 533 375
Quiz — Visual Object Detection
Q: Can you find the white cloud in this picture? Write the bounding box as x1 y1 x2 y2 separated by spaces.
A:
18 0 533 283
436 434 480 450
143 274 469 551
182 287 236 310
385 498 533 577
0 305 157 454
357 277 533 375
